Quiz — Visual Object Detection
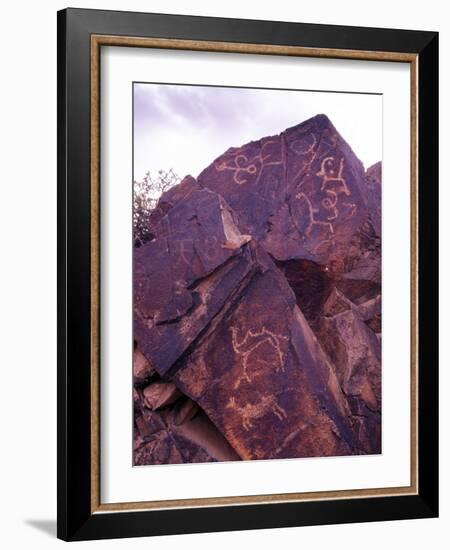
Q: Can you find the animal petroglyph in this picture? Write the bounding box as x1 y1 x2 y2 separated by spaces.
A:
230 326 288 389
225 395 287 431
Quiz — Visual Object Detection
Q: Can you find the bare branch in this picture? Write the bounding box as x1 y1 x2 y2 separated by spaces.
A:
133 169 181 247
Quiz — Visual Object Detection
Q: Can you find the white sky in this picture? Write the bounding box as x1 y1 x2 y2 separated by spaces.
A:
133 83 382 182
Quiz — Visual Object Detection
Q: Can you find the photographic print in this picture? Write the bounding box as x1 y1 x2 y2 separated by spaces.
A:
132 83 382 466
58 12 438 539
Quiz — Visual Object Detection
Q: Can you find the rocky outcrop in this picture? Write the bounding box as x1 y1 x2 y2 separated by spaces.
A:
197 114 369 268
133 114 382 465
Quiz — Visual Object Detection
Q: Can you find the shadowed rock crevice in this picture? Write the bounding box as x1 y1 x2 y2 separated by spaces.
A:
133 114 382 464
275 259 333 323
134 349 241 465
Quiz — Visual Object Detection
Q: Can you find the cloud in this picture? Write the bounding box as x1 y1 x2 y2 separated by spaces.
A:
133 83 381 181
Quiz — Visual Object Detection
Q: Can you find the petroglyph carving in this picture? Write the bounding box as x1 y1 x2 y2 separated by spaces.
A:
341 201 357 221
259 138 284 166
225 394 287 431
290 133 317 156
214 138 284 185
317 156 350 196
172 238 194 265
230 326 288 388
195 234 227 266
215 154 257 185
295 192 334 237
291 128 338 184
295 156 357 239
315 156 355 223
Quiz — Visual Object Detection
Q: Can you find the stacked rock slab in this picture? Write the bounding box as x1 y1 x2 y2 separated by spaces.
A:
134 114 382 463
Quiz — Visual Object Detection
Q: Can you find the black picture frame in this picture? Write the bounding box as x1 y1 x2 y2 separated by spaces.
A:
57 7 438 541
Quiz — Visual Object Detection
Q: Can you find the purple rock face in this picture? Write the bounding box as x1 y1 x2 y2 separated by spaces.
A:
133 114 382 465
198 114 369 266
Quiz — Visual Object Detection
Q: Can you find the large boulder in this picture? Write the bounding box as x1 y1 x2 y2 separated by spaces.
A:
197 114 369 267
172 252 358 460
133 114 382 464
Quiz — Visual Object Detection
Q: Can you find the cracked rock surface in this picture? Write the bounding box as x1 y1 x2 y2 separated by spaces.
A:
133 114 381 465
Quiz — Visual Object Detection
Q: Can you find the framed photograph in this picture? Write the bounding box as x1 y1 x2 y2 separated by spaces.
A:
57 8 438 541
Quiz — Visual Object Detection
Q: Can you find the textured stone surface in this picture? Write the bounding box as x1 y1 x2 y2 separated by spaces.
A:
172 252 357 460
314 288 381 453
365 161 382 237
142 381 182 411
134 392 241 465
133 114 382 465
134 187 253 378
198 114 369 266
133 349 155 385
